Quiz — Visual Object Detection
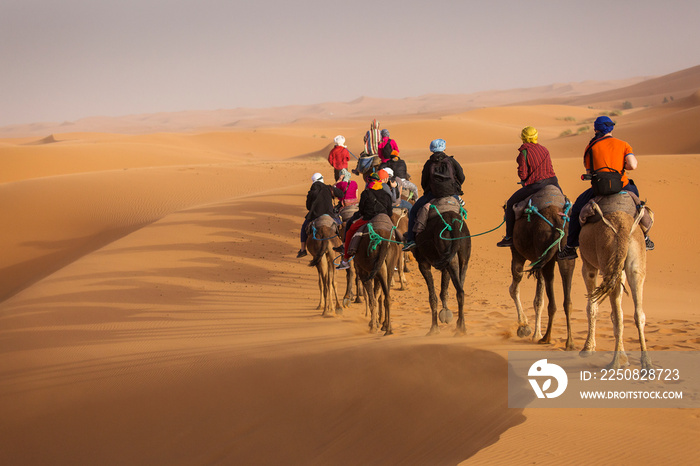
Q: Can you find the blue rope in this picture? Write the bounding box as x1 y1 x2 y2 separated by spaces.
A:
312 222 339 241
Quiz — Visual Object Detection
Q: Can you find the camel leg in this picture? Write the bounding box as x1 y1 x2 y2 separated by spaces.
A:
342 266 354 308
327 255 343 315
580 259 599 356
418 261 440 335
532 271 545 342
606 283 629 369
558 258 576 350
446 261 466 335
509 251 531 338
438 269 453 324
317 259 333 316
363 278 379 333
397 250 408 291
316 265 325 311
627 242 651 369
379 268 393 336
354 268 363 304
375 278 384 329
539 260 557 345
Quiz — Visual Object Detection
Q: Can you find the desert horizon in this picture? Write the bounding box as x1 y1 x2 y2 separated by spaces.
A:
2 64 700 465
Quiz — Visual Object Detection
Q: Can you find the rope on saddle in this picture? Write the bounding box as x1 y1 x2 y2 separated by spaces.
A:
430 205 505 240
591 202 618 234
312 223 339 241
366 223 401 252
524 199 572 269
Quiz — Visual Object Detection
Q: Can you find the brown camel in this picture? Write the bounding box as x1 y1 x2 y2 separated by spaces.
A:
337 205 363 308
390 206 409 290
306 216 343 317
509 188 575 349
352 216 399 335
411 209 471 335
579 203 651 370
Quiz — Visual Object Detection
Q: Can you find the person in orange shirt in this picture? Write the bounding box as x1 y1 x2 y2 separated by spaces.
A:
558 116 654 260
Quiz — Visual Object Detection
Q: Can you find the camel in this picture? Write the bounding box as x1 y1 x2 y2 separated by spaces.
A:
306 215 343 317
508 186 575 349
411 206 471 335
390 206 409 290
578 195 652 370
337 205 363 308
352 215 399 335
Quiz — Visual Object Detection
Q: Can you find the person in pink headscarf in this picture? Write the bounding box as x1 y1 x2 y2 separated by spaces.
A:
378 128 400 163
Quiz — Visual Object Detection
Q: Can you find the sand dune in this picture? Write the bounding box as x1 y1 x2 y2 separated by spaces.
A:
1 68 699 464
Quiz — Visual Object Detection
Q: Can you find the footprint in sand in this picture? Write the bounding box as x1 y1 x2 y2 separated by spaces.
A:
658 328 688 334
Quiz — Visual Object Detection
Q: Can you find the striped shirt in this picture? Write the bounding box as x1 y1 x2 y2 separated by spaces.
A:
517 143 556 186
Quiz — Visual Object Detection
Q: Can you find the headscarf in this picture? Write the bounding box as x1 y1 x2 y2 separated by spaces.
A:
430 138 446 153
367 172 382 190
520 126 538 143
334 135 346 147
311 172 324 183
381 129 390 138
594 116 615 134
339 168 351 182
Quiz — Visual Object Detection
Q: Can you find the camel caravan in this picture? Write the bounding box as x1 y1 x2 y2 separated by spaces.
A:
298 118 654 367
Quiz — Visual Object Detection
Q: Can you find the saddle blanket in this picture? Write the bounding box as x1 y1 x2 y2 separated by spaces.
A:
307 214 340 237
348 213 397 253
580 190 653 232
414 196 463 235
338 204 359 222
513 185 567 221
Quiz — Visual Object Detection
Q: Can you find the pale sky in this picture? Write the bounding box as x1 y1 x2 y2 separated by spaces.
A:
2 0 699 126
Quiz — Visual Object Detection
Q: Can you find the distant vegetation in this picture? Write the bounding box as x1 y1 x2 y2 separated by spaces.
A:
622 101 633 109
557 109 624 138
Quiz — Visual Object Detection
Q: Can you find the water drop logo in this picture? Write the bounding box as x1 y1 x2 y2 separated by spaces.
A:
528 359 568 399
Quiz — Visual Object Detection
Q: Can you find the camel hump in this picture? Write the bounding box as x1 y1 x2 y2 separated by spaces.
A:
513 184 566 221
580 191 638 226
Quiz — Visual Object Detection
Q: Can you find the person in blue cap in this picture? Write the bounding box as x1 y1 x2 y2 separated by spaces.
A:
402 138 465 251
558 116 654 260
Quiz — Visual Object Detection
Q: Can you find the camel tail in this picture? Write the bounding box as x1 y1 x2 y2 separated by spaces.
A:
589 214 631 303
309 240 331 267
433 226 460 270
366 239 390 281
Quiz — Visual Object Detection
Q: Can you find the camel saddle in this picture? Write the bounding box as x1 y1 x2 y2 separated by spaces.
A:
580 191 653 232
306 214 340 238
513 185 567 221
338 204 359 222
348 213 398 254
413 196 463 235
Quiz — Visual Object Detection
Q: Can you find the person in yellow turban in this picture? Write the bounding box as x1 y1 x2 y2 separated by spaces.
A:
496 126 562 247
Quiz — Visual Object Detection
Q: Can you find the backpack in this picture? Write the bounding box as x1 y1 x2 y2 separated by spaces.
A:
381 140 394 160
429 156 456 197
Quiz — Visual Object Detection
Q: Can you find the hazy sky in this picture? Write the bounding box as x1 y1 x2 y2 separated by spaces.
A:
2 0 699 126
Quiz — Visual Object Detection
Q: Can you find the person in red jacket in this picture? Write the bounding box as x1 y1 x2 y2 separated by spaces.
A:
328 135 351 181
